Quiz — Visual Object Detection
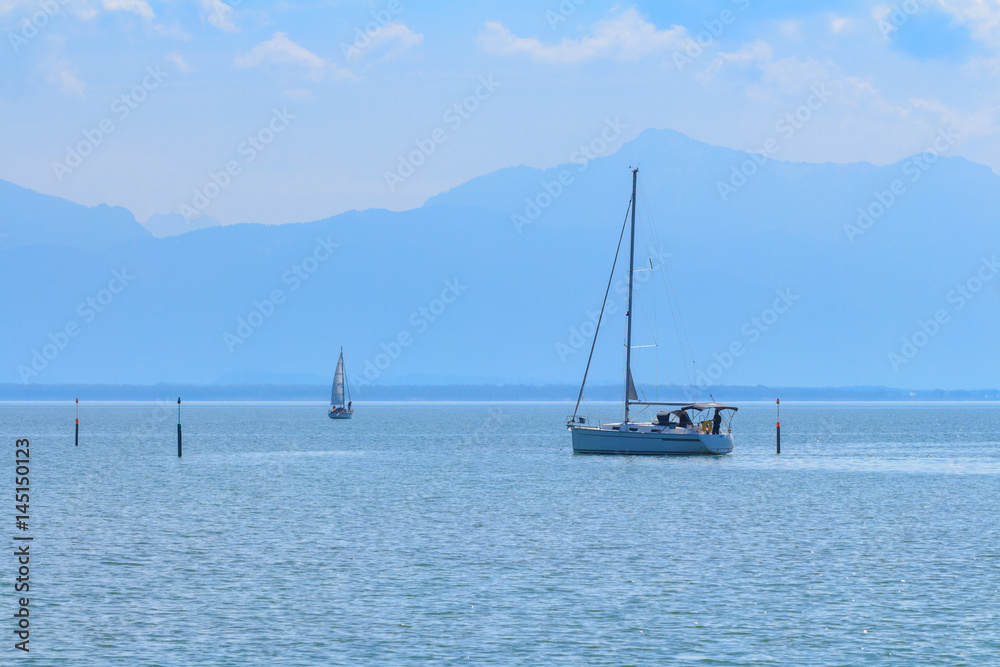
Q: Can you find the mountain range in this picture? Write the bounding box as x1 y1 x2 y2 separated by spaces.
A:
2 128 998 392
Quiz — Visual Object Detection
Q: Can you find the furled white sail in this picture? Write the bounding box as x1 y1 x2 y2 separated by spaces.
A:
626 368 638 401
332 352 345 406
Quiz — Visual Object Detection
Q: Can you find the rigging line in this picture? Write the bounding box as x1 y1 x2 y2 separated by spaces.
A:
630 203 659 351
572 196 632 420
657 262 692 384
630 241 659 397
641 226 660 400
641 181 698 378
633 276 657 342
652 257 658 401
635 206 661 400
637 177 694 386
637 179 684 363
635 209 659 347
640 179 698 369
660 265 696 383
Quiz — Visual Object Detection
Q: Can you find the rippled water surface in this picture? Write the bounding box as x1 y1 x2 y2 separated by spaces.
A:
3 402 999 665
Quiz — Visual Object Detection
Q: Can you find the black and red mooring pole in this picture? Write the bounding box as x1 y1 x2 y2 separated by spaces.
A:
776 398 781 454
177 397 182 458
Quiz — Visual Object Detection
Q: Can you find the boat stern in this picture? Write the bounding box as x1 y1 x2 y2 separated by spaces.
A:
697 433 734 455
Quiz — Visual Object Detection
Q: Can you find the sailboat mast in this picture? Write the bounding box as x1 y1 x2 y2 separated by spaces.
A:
624 168 638 423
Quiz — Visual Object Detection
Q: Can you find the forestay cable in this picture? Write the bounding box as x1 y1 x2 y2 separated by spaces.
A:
572 197 633 420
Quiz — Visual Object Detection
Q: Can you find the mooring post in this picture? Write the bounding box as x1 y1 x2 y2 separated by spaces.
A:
75 397 79 447
177 397 182 458
776 397 781 454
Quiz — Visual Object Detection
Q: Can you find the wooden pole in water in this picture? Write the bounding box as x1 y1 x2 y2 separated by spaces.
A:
776 398 781 454
177 397 182 458
75 397 79 447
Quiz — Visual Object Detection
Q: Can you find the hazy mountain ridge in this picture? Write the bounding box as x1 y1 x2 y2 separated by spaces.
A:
2 128 998 390
4 383 999 402
0 179 151 252
142 212 223 238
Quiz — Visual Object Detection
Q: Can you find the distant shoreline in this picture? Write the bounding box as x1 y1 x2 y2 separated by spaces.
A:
2 384 999 402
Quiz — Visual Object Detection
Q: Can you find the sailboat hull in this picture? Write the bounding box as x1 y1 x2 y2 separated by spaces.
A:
328 410 353 420
570 426 733 456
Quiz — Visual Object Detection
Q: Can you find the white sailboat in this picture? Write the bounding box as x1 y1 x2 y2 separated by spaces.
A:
567 168 738 455
328 348 353 419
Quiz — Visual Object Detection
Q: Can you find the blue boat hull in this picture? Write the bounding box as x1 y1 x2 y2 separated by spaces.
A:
570 426 733 455
328 410 353 420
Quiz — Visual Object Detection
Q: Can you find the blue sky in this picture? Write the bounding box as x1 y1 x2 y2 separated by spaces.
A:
2 0 999 225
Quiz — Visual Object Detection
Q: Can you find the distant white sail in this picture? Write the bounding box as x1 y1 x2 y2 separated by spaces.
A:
332 352 345 406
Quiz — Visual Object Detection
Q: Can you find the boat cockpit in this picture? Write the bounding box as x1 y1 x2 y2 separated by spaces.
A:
653 403 738 434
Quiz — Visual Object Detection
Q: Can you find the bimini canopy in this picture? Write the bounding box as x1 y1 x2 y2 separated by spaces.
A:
683 402 738 412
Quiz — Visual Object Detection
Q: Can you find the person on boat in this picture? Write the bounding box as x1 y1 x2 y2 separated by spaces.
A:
348 401 352 412
712 410 722 435
677 410 692 428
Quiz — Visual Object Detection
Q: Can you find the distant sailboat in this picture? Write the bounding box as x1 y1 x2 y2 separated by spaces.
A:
566 168 737 455
328 348 353 419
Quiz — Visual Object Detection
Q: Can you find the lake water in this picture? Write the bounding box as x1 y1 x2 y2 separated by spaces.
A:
3 402 998 665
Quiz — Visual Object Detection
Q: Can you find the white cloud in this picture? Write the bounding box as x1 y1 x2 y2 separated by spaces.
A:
777 19 803 40
697 40 772 84
829 16 851 35
154 22 192 40
716 40 773 67
0 0 92 16
365 22 423 61
760 56 831 94
235 32 351 81
696 29 998 157
478 8 689 63
872 3 893 24
699 38 911 120
933 0 1000 47
0 0 28 15
201 0 237 32
166 53 191 73
46 61 85 97
103 0 154 20
911 96 999 137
